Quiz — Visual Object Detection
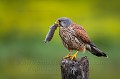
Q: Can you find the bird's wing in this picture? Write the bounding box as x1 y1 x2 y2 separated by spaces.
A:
70 23 91 44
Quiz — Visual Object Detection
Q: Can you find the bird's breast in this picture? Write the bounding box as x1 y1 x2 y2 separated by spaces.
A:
59 27 85 51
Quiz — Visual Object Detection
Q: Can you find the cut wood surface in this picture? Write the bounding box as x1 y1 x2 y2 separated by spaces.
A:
61 56 89 79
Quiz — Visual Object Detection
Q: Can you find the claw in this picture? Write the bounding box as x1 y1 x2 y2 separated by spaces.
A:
64 55 71 59
71 51 78 60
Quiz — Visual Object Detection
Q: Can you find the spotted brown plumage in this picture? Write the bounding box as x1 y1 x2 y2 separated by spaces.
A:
71 23 91 44
45 17 108 59
59 24 86 52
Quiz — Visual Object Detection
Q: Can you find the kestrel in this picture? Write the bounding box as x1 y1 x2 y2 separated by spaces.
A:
45 17 107 59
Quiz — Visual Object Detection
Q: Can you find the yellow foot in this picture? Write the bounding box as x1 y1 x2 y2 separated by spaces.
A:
71 51 78 60
64 55 71 59
64 50 72 59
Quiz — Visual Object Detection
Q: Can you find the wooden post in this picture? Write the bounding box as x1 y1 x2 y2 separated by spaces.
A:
61 56 89 79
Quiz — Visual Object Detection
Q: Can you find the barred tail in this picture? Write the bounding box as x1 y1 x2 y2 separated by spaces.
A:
86 44 108 57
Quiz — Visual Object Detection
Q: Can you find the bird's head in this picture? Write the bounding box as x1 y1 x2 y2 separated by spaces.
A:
44 17 72 43
55 17 72 28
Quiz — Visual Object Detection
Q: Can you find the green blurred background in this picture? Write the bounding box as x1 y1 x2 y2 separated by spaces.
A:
0 0 120 79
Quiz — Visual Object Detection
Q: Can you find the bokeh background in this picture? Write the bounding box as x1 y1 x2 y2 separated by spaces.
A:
0 0 120 79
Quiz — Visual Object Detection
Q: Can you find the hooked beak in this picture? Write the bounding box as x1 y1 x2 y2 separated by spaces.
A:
54 20 60 27
54 20 63 28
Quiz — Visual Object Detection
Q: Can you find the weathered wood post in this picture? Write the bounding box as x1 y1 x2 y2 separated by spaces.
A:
61 56 89 79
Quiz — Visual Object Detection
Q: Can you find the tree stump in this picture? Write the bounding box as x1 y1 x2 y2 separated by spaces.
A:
61 56 89 79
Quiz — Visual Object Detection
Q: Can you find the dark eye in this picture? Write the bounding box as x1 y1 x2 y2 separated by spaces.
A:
58 20 61 22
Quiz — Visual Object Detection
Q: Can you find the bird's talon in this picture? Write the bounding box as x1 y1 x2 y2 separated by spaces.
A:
63 55 71 59
71 55 77 60
70 51 78 60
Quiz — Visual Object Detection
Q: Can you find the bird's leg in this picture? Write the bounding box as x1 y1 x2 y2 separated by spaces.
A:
71 51 79 60
64 50 72 59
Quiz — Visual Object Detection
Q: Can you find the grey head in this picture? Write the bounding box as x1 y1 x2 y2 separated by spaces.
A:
55 17 72 28
44 17 72 43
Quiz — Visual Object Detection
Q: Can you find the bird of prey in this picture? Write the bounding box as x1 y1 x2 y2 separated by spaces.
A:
45 17 107 59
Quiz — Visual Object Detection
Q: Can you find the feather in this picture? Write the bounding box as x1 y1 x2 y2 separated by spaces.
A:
71 23 91 44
